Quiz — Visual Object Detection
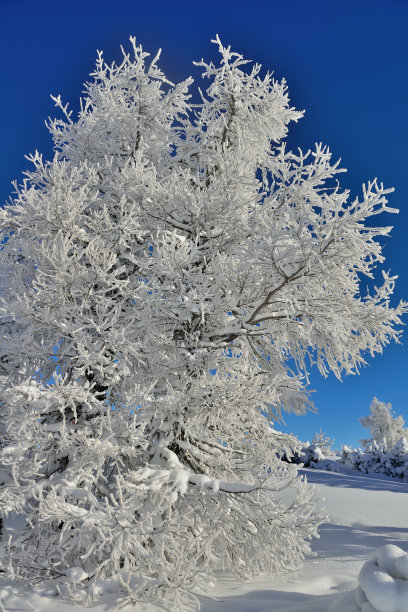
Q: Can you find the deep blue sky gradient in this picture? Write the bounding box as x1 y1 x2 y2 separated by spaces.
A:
1 0 407 448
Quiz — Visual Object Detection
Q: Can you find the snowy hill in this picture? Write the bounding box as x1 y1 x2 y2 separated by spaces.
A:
1 463 407 611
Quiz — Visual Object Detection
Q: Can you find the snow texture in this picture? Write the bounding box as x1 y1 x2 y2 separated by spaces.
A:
65 567 89 582
356 545 408 611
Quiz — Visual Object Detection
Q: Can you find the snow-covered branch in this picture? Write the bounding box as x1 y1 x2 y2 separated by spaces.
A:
0 35 405 610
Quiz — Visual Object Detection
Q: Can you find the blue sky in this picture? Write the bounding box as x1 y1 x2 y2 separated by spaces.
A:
1 0 407 449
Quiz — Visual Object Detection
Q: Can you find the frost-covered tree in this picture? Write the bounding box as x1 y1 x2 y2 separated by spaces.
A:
360 397 407 450
311 429 335 455
0 37 406 608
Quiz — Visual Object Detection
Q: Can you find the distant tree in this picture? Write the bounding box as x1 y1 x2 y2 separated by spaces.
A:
0 37 406 609
311 429 335 455
360 397 407 450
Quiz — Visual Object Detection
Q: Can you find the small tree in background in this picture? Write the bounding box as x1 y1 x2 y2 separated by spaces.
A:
360 397 407 450
0 37 406 608
311 428 335 455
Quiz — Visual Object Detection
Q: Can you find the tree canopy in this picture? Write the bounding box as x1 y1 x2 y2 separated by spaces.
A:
0 37 406 609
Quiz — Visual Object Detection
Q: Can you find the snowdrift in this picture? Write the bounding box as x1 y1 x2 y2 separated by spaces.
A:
356 545 408 612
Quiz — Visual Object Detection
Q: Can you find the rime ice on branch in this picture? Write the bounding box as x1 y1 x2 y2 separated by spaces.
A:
0 36 406 609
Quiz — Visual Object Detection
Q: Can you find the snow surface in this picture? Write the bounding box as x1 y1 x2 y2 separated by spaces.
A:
356 545 408 611
1 462 407 611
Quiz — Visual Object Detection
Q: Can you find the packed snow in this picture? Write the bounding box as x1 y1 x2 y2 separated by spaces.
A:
1 460 407 611
356 545 408 611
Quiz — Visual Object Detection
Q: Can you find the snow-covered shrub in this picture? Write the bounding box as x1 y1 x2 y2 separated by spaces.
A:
302 444 324 466
281 442 339 472
382 437 408 478
300 445 339 472
341 438 408 480
0 36 406 609
279 441 323 466
355 544 408 611
360 397 407 451
312 459 339 472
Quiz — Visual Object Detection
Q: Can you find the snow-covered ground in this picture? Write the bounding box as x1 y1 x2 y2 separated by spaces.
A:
1 462 407 611
201 465 408 612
